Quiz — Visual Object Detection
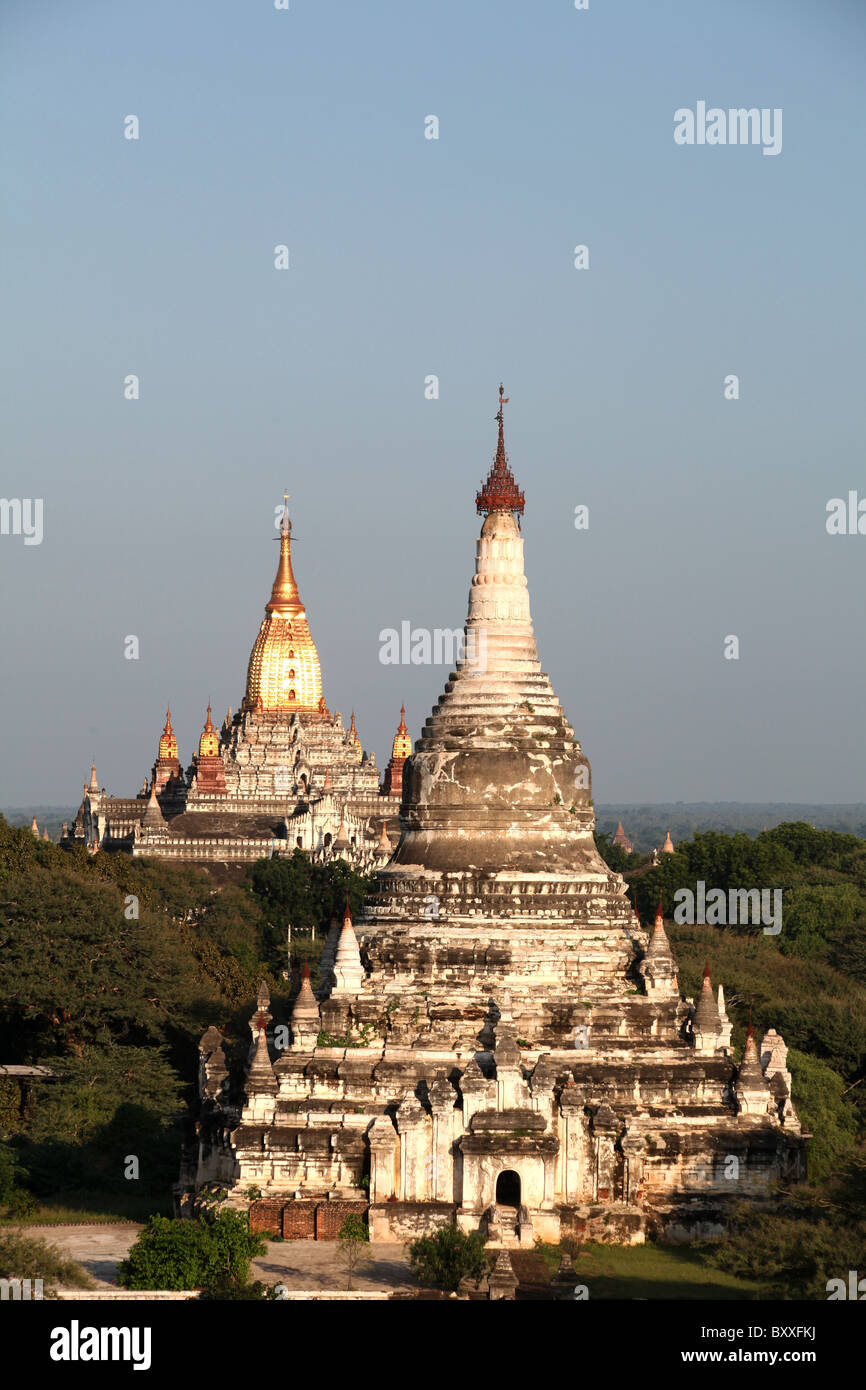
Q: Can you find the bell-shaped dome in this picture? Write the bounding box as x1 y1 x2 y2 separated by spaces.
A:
244 496 323 712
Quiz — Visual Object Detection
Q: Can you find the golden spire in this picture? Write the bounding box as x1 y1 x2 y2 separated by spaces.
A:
390 704 411 761
198 703 219 758
244 493 324 713
266 493 304 616
158 709 178 761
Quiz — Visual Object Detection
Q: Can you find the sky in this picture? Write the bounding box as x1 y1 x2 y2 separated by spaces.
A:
2 0 865 807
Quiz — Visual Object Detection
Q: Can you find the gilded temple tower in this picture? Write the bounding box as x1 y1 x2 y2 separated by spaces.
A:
66 492 400 868
244 493 324 714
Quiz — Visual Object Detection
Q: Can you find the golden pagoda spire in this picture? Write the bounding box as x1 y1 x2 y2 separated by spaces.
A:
390 704 411 760
348 711 362 761
266 492 304 616
244 493 324 713
198 703 219 758
158 708 178 761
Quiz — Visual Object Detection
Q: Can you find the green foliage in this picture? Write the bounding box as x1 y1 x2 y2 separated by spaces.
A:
338 1213 369 1243
593 832 636 876
0 813 282 1213
598 818 866 1157
0 1143 24 1204
246 850 371 974
117 1211 266 1291
705 1153 866 1298
408 1225 489 1291
336 1212 371 1290
13 1045 183 1206
785 1049 860 1181
0 1229 94 1289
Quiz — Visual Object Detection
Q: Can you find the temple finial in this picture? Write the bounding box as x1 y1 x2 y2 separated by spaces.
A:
476 384 525 517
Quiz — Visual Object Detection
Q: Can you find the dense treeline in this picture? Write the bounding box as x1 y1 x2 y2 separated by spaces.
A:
598 820 866 1287
0 817 367 1218
596 804 866 853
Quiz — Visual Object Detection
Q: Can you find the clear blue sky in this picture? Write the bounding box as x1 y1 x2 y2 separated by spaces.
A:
2 0 864 806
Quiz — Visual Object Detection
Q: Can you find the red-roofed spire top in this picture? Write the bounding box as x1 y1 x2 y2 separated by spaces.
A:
476 384 525 518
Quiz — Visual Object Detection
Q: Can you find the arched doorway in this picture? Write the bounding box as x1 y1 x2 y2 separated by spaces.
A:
495 1170 521 1207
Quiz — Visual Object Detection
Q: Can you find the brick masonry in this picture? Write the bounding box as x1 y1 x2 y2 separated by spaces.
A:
250 1199 369 1241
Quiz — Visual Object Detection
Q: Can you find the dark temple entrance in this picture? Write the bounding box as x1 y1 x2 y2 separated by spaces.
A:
495 1170 521 1206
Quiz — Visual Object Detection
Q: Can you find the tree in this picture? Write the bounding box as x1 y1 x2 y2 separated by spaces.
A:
335 1212 371 1291
786 1049 860 1182
247 851 372 973
706 1153 866 1298
408 1225 489 1292
15 1045 183 1203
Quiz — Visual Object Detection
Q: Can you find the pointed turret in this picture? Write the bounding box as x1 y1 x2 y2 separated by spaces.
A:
639 894 679 999
347 712 362 763
332 807 351 854
376 820 393 858
245 1027 277 1101
152 708 183 793
475 384 525 518
735 1016 772 1115
192 703 227 794
30 815 39 838
381 704 411 797
692 962 723 1053
290 962 321 1049
198 705 218 756
140 781 167 832
333 900 363 994
661 829 675 853
243 984 277 1113
487 1248 518 1300
89 763 99 792
612 821 634 854
158 710 178 761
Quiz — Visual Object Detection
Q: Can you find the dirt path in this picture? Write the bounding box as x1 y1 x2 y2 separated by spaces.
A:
19 1224 418 1294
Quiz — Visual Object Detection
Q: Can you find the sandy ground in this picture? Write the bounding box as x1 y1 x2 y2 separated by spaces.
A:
20 1224 418 1293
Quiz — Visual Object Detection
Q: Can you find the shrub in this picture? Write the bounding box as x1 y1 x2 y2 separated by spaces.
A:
408 1226 489 1292
0 1230 94 1290
117 1211 266 1291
